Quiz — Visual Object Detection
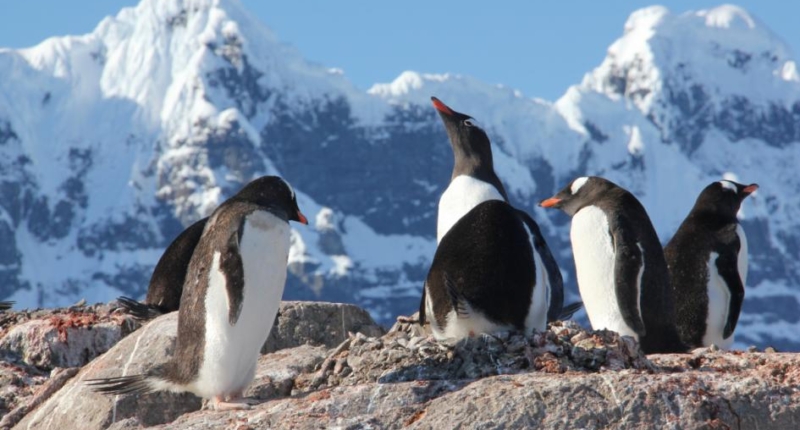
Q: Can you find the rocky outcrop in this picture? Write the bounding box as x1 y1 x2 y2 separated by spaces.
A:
1 301 798 429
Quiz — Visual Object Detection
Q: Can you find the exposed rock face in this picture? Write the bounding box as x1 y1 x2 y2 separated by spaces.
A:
262 301 385 353
1 302 798 430
0 303 140 422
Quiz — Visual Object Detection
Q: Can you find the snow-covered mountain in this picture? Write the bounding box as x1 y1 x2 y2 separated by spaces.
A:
1 1 798 349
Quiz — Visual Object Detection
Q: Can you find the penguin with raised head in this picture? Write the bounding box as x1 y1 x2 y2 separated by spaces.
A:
0 301 12 311
429 97 574 323
88 176 308 410
540 176 685 353
664 180 758 349
117 217 208 320
421 200 551 340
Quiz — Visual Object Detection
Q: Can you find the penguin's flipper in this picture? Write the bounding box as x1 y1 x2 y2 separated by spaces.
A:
444 273 470 319
612 235 647 337
117 297 165 321
418 284 427 326
715 250 745 339
0 301 13 311
221 220 246 325
558 301 584 320
516 210 565 323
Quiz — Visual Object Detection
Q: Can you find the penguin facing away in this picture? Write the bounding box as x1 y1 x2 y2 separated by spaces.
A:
118 217 208 320
430 96 574 323
421 200 550 341
0 301 12 311
664 180 758 349
88 176 308 410
540 176 686 353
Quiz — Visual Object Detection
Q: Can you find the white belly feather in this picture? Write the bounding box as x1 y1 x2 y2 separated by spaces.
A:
703 252 733 349
736 224 748 287
702 226 748 350
571 206 640 339
193 211 290 398
437 175 504 243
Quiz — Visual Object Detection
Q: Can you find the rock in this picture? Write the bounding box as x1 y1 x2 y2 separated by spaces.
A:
0 304 140 420
13 312 202 430
0 367 79 429
247 344 328 401
6 302 799 429
262 301 385 353
143 351 800 430
8 301 383 429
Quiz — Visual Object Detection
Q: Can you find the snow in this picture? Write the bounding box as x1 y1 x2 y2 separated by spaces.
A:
698 5 756 30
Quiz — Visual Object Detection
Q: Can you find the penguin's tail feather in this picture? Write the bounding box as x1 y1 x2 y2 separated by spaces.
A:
558 301 584 320
116 296 165 321
86 371 180 396
85 374 155 395
0 301 14 311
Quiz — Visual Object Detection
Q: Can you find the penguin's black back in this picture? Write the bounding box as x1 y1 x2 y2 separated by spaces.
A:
145 217 208 313
426 200 537 331
598 186 685 353
665 203 744 348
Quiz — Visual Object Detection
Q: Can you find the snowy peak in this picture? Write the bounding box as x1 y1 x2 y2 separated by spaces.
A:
576 5 800 155
584 5 799 108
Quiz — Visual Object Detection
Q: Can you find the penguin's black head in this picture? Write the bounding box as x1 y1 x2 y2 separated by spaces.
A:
539 176 618 216
694 180 758 219
232 176 308 225
431 97 493 174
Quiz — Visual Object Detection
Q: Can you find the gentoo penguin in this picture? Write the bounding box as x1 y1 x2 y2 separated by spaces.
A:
664 180 758 349
0 301 12 311
117 217 208 320
540 176 686 353
420 200 551 340
88 176 308 410
430 96 573 323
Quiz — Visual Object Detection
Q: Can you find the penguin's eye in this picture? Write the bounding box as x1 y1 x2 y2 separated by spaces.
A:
463 118 482 129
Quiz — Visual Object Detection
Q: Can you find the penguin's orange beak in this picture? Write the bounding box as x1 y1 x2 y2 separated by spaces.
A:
431 97 454 116
296 211 308 225
539 198 561 208
743 184 759 195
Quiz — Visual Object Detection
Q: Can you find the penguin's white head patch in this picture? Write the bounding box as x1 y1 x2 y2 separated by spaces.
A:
571 177 589 194
719 180 737 193
281 178 297 200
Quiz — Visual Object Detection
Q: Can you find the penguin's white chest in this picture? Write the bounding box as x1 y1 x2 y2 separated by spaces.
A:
702 225 748 350
437 175 504 243
703 252 733 349
736 224 748 287
571 206 640 338
195 211 290 398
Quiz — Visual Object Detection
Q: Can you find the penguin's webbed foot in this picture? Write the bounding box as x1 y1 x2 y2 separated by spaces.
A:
210 395 254 411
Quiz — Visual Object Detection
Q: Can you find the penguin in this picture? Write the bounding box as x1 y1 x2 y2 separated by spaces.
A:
0 301 12 311
539 176 686 353
420 200 551 340
117 217 208 320
430 96 575 323
664 180 758 349
87 176 308 410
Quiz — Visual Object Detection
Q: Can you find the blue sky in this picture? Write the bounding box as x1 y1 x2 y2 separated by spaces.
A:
1 1 797 101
